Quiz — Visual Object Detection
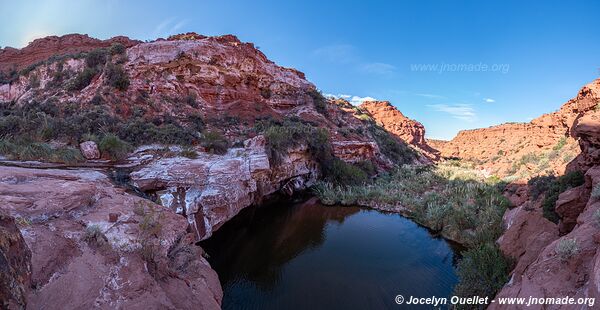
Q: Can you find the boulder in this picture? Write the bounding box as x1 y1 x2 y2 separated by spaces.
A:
79 141 100 160
555 185 589 234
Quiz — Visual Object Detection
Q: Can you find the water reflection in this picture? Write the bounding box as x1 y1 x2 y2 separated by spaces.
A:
201 197 459 310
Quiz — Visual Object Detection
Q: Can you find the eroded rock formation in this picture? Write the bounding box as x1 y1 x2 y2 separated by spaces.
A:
130 135 319 241
491 84 600 309
0 167 222 309
0 34 140 73
437 80 600 177
360 100 440 160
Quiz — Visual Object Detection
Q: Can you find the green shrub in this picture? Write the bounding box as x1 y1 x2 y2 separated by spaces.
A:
541 171 584 223
556 238 578 261
517 152 539 166
99 134 131 160
85 48 108 68
83 225 108 247
425 202 451 231
29 73 40 89
201 131 229 154
180 147 198 159
68 67 98 91
186 114 204 132
553 137 567 151
527 175 556 200
257 117 323 163
105 63 129 91
48 147 84 164
109 43 126 55
322 158 369 186
368 125 416 165
308 89 328 115
0 67 18 84
185 94 198 108
116 117 197 145
354 160 377 177
453 243 512 301
0 138 83 164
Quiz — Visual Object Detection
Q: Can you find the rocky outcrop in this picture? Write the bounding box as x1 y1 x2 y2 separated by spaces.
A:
438 79 600 177
0 34 140 73
0 211 32 309
360 100 440 160
0 167 221 309
492 99 600 309
130 135 319 242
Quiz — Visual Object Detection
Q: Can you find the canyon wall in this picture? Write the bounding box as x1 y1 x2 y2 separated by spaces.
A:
0 34 140 73
360 100 440 160
491 108 600 310
0 32 427 308
437 80 600 177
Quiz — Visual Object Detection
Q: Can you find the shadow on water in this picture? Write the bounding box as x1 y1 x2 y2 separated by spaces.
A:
200 197 460 310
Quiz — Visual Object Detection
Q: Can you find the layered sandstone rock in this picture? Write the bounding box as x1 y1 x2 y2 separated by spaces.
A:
437 79 600 177
0 34 139 73
0 167 221 309
0 33 403 165
492 101 600 309
360 100 440 160
130 135 319 241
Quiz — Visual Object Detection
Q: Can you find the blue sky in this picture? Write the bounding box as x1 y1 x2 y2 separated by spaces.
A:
1 0 599 139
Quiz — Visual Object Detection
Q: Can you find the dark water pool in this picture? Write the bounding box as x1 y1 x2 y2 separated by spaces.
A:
201 198 459 310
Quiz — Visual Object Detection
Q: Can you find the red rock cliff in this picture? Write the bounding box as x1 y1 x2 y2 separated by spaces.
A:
0 34 140 73
360 100 440 160
438 79 600 177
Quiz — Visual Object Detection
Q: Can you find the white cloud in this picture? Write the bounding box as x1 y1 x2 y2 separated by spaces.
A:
416 93 446 99
428 104 477 122
484 98 495 103
349 96 377 105
326 93 377 106
360 62 396 75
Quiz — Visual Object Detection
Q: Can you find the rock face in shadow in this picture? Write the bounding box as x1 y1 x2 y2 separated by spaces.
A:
0 211 32 309
492 107 600 309
0 167 221 309
360 100 440 160
437 79 600 178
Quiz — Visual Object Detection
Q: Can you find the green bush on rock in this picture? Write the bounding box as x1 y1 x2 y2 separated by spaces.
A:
453 243 512 301
99 134 131 160
256 116 372 186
